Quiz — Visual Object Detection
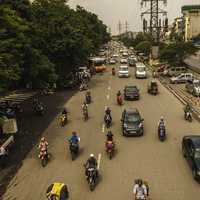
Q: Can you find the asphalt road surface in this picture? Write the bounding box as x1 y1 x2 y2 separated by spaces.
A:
2 64 200 200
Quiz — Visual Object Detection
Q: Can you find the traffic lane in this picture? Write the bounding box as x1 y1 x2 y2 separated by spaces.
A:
3 66 200 200
2 71 112 200
102 66 200 200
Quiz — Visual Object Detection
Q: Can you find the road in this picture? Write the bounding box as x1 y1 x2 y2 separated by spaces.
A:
2 63 200 200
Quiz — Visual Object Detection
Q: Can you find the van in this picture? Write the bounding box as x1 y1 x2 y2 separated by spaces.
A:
135 63 147 78
164 66 187 77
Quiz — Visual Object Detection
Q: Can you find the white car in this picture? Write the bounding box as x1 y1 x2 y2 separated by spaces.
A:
170 73 193 84
109 58 117 64
120 58 128 64
112 54 119 58
135 63 147 78
118 65 129 78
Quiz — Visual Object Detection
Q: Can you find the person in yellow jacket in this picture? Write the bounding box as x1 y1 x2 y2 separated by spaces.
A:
46 182 69 200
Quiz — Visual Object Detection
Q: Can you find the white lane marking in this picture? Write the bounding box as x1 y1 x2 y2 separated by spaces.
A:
106 94 110 100
97 153 102 170
102 124 105 133
108 86 111 90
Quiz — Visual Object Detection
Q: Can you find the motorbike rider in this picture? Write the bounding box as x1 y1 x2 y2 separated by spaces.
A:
105 107 111 116
85 90 91 103
69 131 80 144
133 179 147 200
38 137 48 158
158 116 166 130
106 130 114 141
184 103 191 115
112 67 115 75
85 154 98 177
117 90 121 97
62 107 68 115
82 101 88 113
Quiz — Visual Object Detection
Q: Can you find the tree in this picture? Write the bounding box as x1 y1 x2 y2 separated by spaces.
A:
135 41 151 56
160 41 198 66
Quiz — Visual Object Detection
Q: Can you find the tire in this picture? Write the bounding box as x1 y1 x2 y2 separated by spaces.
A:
41 157 47 167
108 151 112 160
71 152 75 161
182 146 186 158
89 181 95 191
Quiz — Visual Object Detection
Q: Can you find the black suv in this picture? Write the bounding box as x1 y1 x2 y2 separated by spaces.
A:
124 86 139 100
182 135 200 182
121 108 144 136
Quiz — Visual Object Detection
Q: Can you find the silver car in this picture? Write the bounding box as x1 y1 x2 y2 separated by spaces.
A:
186 79 200 96
170 73 193 84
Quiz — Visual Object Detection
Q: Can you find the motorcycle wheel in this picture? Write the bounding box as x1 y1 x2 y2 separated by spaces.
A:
71 151 75 161
189 116 192 122
41 157 47 167
109 151 112 160
89 180 95 191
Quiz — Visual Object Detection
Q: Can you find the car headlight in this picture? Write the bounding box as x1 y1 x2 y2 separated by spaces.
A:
124 124 128 128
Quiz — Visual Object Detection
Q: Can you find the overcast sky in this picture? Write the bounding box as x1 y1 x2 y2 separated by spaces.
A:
69 0 200 34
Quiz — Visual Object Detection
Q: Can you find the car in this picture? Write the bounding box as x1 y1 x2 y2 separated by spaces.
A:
182 135 200 182
186 79 200 96
164 66 187 77
121 108 144 136
112 54 119 58
120 58 128 64
122 52 128 57
135 63 147 78
118 65 129 78
109 58 117 64
124 85 140 100
170 73 193 84
128 57 136 66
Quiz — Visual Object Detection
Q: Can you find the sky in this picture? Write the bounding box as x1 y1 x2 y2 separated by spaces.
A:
68 0 200 35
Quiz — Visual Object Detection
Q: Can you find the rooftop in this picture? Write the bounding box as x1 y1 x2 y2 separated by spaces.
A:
182 5 200 12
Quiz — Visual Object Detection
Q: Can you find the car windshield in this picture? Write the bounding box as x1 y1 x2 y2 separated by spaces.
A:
126 87 136 92
138 67 145 72
194 151 200 159
120 67 128 71
125 113 140 123
194 81 200 87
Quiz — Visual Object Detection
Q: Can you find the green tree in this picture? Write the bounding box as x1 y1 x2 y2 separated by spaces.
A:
135 41 151 56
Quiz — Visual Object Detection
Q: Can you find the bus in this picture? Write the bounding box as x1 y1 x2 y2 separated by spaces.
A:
89 57 106 73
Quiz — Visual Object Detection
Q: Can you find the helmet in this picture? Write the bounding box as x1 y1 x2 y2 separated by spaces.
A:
160 116 164 120
90 154 94 157
138 179 143 186
41 137 45 142
72 131 76 135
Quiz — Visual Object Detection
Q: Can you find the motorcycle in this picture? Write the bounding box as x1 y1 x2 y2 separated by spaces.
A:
60 114 67 126
35 103 45 116
117 95 123 106
69 141 79 161
158 125 166 142
185 111 192 122
112 68 115 76
86 167 98 191
106 141 115 160
39 150 49 167
86 94 92 104
104 114 112 128
83 108 89 121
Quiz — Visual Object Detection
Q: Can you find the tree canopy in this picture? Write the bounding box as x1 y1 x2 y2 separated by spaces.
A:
0 0 110 91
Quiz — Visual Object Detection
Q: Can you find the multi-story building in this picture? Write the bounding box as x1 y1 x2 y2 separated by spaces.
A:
182 5 200 41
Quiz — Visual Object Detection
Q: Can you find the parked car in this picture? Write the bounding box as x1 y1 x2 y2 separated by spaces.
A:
118 66 129 78
164 66 187 77
186 79 200 96
128 57 136 66
120 58 128 64
170 73 193 84
182 135 200 181
121 108 144 136
124 85 139 100
135 63 147 78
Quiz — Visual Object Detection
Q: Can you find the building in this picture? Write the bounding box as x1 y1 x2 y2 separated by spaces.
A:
182 5 200 41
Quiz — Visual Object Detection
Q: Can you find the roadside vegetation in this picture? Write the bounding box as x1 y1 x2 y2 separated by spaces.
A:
119 31 198 66
0 0 110 92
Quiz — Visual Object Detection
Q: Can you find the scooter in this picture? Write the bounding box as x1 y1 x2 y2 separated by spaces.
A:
117 95 123 105
39 150 49 167
106 141 115 160
60 114 67 126
185 111 192 122
158 125 166 142
104 114 112 128
69 141 79 161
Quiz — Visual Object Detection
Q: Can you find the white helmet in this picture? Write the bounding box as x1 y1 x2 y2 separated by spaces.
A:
160 116 164 120
90 154 94 157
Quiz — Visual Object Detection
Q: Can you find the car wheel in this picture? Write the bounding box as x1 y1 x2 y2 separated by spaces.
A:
182 146 186 157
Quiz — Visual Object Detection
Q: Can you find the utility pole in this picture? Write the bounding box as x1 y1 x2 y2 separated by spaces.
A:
141 0 168 58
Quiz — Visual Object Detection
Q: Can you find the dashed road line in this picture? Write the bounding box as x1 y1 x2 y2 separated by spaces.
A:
97 153 102 170
102 124 105 133
106 94 110 100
